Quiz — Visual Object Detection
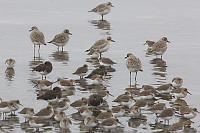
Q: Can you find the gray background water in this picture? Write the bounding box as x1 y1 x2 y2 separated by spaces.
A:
0 0 200 132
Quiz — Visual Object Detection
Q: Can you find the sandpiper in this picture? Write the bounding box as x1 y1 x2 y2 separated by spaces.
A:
129 106 141 118
55 98 70 111
92 90 114 100
86 65 107 78
100 117 122 130
125 53 143 85
156 83 173 94
134 90 155 101
37 87 62 102
29 117 48 130
97 109 113 120
173 99 188 107
56 78 75 89
60 117 72 129
171 88 191 99
84 116 98 127
90 75 103 85
88 94 103 107
172 77 183 88
151 37 170 59
111 106 125 117
148 103 166 115
179 106 199 119
19 108 34 122
158 108 174 125
70 97 88 109
89 2 114 20
29 26 46 50
9 100 23 114
79 106 93 117
144 40 155 47
85 36 115 58
99 57 116 66
32 61 52 79
133 99 148 110
48 29 72 51
113 94 133 106
141 85 156 92
0 102 14 118
54 111 66 121
34 105 54 119
5 58 16 68
73 64 88 79
34 80 53 90
168 121 185 132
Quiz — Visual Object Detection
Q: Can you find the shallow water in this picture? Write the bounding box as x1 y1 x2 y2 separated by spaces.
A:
0 0 200 132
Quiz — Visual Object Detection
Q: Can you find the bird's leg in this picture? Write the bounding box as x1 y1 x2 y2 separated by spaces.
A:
100 53 102 59
161 55 163 60
42 75 43 80
135 71 138 82
62 46 63 52
57 46 59 51
101 14 104 21
38 45 40 51
130 71 132 87
34 44 36 59
45 76 46 79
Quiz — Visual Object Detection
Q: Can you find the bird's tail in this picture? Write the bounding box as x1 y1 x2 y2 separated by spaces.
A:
47 41 52 43
85 49 90 52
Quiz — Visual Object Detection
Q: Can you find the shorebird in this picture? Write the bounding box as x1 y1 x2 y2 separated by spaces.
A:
54 98 70 111
34 80 53 90
133 99 148 110
54 111 66 121
37 87 62 102
134 90 155 101
151 37 170 59
85 36 115 58
113 94 133 106
171 88 191 99
70 97 88 109
89 2 114 20
148 103 166 115
179 106 199 119
0 102 14 118
99 57 116 66
60 117 72 129
5 58 16 68
56 78 75 89
88 94 103 107
73 64 88 79
79 106 93 117
96 109 113 120
172 77 183 88
29 26 46 52
29 117 49 130
125 53 143 86
156 83 173 94
34 105 54 119
144 40 155 47
100 117 122 130
32 61 52 79
9 100 23 114
48 29 72 51
111 106 125 117
92 90 114 100
84 116 98 128
19 108 34 122
158 108 174 125
86 65 107 78
168 121 187 132
129 106 141 118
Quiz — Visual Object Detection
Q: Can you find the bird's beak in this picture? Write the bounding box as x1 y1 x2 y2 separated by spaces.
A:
144 42 147 45
69 32 72 35
117 121 124 126
111 5 114 7
108 92 114 97
29 29 33 32
53 80 58 83
19 103 23 106
125 56 128 59
167 40 171 43
187 91 192 95
111 39 115 42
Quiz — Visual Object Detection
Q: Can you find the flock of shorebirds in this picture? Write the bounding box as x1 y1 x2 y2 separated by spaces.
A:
0 1 199 133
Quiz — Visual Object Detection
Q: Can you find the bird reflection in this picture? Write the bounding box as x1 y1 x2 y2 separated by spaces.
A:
5 68 15 80
150 58 167 85
0 116 19 132
33 46 41 59
50 51 69 63
89 20 110 30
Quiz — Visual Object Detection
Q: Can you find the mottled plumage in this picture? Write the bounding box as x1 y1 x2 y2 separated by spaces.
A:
73 64 88 79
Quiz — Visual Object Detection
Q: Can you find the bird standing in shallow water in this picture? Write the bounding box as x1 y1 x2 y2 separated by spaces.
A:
73 64 88 79
125 53 142 86
89 2 114 21
48 29 72 51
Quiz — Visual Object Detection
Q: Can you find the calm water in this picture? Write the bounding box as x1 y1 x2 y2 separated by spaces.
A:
0 0 200 132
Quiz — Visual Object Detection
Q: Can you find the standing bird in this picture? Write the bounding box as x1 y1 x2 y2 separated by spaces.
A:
48 29 72 51
73 64 88 79
89 2 114 21
85 36 115 58
144 40 155 47
172 77 183 88
32 61 52 79
5 58 16 68
29 26 46 57
151 37 170 59
125 53 142 86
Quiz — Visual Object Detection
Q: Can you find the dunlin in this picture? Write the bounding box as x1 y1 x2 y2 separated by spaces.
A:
144 40 155 47
158 108 174 125
88 94 103 107
141 85 156 91
32 61 52 79
90 75 103 85
29 26 46 50
29 117 48 130
156 83 173 94
54 111 66 121
173 99 188 107
5 58 16 68
111 106 125 117
56 78 75 89
73 64 88 79
113 94 133 106
172 77 183 88
89 2 114 20
60 117 72 129
134 90 155 100
96 109 113 120
70 97 88 108
151 37 170 59
79 106 93 117
37 87 62 102
101 117 122 130
34 105 54 119
99 57 116 66
168 121 185 132
85 36 115 58
19 108 34 122
171 88 191 99
0 102 14 117
125 53 142 85
133 99 147 110
179 106 199 119
84 116 98 127
48 29 72 51
9 100 23 114
92 90 114 100
148 103 166 115
129 106 141 118
34 80 53 90
55 98 70 111
86 65 107 78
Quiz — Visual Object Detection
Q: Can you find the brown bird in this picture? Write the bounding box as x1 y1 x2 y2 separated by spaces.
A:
34 105 54 119
19 108 34 122
96 109 113 120
144 40 155 47
158 108 174 125
73 64 88 79
32 61 52 80
88 94 103 107
70 97 88 109
99 57 116 66
34 80 53 90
